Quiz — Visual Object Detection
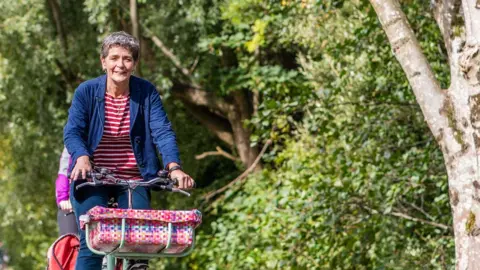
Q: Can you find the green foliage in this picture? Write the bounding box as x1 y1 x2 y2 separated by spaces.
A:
157 0 454 269
0 0 232 268
168 124 452 269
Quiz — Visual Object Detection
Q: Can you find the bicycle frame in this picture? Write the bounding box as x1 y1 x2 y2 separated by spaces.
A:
77 170 197 270
85 220 196 270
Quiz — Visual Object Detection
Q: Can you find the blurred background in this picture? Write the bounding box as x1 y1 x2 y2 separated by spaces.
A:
0 0 453 269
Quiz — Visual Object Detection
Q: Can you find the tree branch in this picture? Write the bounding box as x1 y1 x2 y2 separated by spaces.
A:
363 205 450 230
195 146 239 161
202 139 272 204
130 0 139 40
462 0 480 41
400 199 436 221
142 26 199 87
189 56 199 74
369 0 455 150
171 83 232 115
390 209 451 230
139 17 260 168
181 101 234 146
432 0 461 58
252 90 260 116
329 101 418 107
46 0 68 56
46 0 85 92
119 9 200 85
54 59 83 90
129 0 142 77
228 90 259 167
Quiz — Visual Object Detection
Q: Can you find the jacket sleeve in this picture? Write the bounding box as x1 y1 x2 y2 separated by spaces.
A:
64 86 91 166
57 146 70 175
148 86 181 167
55 147 71 205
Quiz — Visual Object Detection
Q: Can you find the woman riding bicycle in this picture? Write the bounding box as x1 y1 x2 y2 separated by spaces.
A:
64 31 195 270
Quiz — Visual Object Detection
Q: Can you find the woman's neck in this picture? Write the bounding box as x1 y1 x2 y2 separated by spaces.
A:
106 79 129 98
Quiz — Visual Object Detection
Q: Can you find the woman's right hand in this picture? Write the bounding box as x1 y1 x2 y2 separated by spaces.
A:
70 155 92 181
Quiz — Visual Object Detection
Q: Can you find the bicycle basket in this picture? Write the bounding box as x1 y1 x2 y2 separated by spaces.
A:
80 206 202 254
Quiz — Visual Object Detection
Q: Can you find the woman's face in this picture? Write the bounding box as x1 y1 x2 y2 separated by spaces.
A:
101 46 136 84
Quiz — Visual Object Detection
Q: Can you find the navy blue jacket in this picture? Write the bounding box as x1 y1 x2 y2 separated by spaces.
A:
64 75 181 180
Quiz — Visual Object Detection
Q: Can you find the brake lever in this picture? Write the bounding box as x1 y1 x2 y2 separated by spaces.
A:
74 171 107 190
172 188 191 197
76 181 96 190
167 177 190 196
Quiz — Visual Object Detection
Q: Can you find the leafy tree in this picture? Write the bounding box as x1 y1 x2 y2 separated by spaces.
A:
154 0 455 269
370 0 480 267
0 0 233 268
0 0 461 269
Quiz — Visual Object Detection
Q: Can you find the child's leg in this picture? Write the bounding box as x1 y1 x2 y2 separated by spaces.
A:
57 209 78 236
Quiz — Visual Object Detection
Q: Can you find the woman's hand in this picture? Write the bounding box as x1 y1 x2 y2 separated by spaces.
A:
58 200 73 212
70 155 92 181
170 170 196 189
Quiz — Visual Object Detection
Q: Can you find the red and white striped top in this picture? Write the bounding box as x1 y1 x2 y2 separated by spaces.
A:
93 93 142 180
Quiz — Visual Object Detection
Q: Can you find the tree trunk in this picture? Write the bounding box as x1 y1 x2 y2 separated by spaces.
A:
46 0 67 56
228 90 260 168
171 84 261 169
129 0 142 77
370 0 480 268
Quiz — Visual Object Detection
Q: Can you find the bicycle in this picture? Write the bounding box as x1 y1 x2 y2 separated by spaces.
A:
75 168 201 270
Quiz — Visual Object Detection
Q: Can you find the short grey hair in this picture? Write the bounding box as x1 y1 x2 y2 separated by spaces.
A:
101 31 140 62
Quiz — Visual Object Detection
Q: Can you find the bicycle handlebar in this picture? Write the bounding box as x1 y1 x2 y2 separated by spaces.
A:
69 169 190 197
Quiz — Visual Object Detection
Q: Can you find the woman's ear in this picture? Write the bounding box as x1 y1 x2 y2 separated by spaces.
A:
100 56 106 71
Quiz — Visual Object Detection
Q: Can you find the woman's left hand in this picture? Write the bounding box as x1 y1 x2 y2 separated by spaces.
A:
170 170 196 189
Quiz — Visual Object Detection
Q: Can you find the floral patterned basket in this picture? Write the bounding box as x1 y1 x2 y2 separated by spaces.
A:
79 206 202 254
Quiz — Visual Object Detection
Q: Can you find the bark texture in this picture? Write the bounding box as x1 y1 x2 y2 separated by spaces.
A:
370 0 480 268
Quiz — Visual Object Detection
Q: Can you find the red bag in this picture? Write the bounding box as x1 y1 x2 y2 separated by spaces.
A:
47 234 80 270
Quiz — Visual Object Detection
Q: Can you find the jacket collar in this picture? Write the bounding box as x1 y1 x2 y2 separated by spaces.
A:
95 75 107 127
95 75 141 132
129 76 140 131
